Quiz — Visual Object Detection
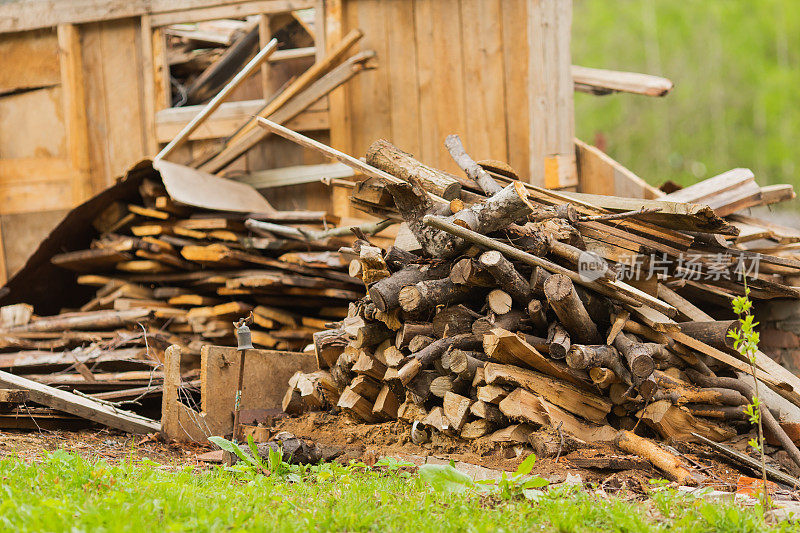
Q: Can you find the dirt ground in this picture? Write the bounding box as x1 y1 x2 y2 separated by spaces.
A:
0 412 771 494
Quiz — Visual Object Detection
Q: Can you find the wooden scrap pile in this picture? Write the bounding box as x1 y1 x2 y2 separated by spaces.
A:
0 179 365 422
283 131 800 484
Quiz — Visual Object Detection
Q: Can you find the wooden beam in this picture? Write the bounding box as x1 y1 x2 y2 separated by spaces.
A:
572 65 673 97
57 24 92 203
140 14 159 156
0 369 160 434
0 0 315 33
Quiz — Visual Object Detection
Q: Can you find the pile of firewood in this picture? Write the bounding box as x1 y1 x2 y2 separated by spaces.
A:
282 132 800 484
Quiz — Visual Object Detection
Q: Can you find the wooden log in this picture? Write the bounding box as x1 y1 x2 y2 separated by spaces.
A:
479 251 532 305
548 238 616 281
384 246 421 271
432 305 478 337
546 322 571 360
399 278 482 314
472 309 531 336
405 370 438 405
527 300 548 333
677 320 737 350
485 362 612 423
397 400 428 423
351 352 387 381
396 322 435 349
544 274 602 344
368 263 450 312
421 406 450 432
443 391 473 431
449 349 485 380
615 430 705 485
566 344 631 385
589 367 620 389
352 323 392 349
358 245 390 286
365 138 462 200
489 424 535 444
613 332 656 380
449 258 495 287
486 289 513 315
637 400 736 442
530 267 551 297
349 375 382 402
398 334 482 384
430 375 457 398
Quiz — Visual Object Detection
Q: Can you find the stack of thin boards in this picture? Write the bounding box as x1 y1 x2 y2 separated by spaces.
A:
0 176 362 426
284 135 800 486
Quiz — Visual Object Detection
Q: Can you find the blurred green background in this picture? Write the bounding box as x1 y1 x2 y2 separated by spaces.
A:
572 0 800 193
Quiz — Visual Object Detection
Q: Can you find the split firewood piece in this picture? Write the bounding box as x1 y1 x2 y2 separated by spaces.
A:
366 138 463 200
527 300 548 333
405 370 438 405
430 375 460 398
397 400 428 423
676 320 737 350
547 239 616 281
485 362 612 423
544 274 602 345
461 419 495 439
479 251 532 306
651 371 745 405
399 278 483 314
566 344 631 386
443 391 474 431
358 245 390 286
369 263 451 312
385 180 457 257
477 384 510 404
614 430 705 486
5 309 151 333
637 400 736 442
449 258 495 287
351 352 387 380
490 423 535 444
530 267 551 298
606 310 630 345
396 322 435 349
421 406 451 433
432 305 479 337
398 333 482 384
469 400 506 424
486 289 513 315
529 429 591 458
444 134 502 195
686 369 800 468
383 345 407 367
499 388 616 442
349 375 382 402
484 328 587 388
372 385 400 419
337 387 378 423
449 349 485 380
546 322 571 360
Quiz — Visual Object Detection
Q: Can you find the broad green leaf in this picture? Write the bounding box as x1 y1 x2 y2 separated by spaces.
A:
514 454 537 477
208 436 256 466
521 476 549 489
418 464 477 494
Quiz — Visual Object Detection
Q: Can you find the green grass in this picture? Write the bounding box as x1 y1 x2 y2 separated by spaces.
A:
573 0 800 192
0 451 795 532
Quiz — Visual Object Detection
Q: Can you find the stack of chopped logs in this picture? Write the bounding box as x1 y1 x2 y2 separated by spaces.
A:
284 134 800 484
0 176 363 412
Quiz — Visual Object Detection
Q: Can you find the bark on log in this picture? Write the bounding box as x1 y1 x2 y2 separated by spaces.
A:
615 430 705 485
613 332 656 380
383 246 421 271
395 322 435 349
398 333 482 384
472 309 531 336
543 274 602 344
399 278 483 314
566 344 631 385
448 349 485 380
527 300 548 333
677 320 737 350
408 335 436 353
548 239 616 281
386 181 459 258
530 267 551 298
366 139 462 200
479 251 532 305
449 258 495 287
313 328 348 369
589 367 620 389
368 263 450 312
432 305 479 337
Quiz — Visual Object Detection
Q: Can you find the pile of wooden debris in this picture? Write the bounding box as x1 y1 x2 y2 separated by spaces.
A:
282 128 800 486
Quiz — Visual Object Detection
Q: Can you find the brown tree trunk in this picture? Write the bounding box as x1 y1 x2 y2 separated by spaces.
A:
543 274 602 345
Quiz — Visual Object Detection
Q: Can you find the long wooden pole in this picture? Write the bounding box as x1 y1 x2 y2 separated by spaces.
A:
155 38 279 161
254 117 449 207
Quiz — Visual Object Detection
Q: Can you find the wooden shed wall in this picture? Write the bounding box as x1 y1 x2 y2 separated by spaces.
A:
325 0 577 189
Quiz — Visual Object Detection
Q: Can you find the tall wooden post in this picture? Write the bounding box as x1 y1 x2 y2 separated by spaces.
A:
527 0 577 189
